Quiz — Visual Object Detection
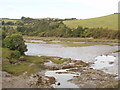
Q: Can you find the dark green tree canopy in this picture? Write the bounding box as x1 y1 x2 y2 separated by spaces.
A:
4 34 27 55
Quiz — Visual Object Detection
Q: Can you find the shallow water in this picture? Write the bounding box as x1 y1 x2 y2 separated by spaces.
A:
25 40 45 43
45 69 79 88
91 55 116 69
25 42 118 62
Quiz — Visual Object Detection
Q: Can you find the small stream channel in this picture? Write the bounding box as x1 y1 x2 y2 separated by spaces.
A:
45 69 79 88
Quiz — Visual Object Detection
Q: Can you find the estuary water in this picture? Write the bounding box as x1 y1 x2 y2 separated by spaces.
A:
25 42 118 62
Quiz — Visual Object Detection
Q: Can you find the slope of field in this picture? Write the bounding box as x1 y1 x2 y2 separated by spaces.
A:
64 14 118 30
2 19 19 23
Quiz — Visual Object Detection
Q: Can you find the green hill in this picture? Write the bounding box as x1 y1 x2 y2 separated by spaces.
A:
2 18 19 23
64 14 119 30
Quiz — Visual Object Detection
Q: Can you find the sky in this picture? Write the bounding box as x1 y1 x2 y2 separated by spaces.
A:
0 0 119 19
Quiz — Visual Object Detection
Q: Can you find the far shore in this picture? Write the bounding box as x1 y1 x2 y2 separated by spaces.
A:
23 36 119 43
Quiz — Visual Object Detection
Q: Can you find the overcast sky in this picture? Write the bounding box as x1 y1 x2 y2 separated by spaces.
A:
0 0 119 19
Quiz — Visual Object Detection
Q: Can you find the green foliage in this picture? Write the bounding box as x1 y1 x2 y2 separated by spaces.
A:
8 50 21 64
3 15 119 39
5 21 14 25
82 27 119 39
4 34 27 55
15 21 24 25
2 48 20 64
2 26 19 36
2 30 6 40
10 50 21 59
19 56 27 61
2 21 5 25
24 36 118 43
2 48 47 76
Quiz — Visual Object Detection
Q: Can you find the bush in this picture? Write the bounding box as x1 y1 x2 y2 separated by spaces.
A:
4 34 28 55
9 59 18 64
9 50 21 64
10 50 21 59
5 21 14 25
19 56 26 61
15 21 24 25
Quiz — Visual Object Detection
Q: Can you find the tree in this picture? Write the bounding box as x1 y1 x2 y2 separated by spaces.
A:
21 16 26 21
1 30 6 40
2 21 5 25
4 34 27 55
15 21 24 25
5 21 14 25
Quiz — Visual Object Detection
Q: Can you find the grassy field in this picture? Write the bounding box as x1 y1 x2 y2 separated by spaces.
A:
64 14 118 30
2 18 19 23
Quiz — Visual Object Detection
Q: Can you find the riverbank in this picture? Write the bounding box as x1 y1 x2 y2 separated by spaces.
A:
23 36 119 43
3 48 74 76
24 36 119 47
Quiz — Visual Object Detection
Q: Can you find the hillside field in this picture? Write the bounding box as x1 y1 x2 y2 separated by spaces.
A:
64 14 119 30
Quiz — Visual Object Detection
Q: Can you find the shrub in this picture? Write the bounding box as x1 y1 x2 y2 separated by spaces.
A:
9 50 21 64
4 34 28 55
19 56 26 61
10 50 21 59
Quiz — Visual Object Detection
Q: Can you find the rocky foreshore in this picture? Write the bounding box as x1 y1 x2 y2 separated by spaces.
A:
26 73 56 88
69 68 118 88
44 59 92 70
2 56 118 88
2 71 56 88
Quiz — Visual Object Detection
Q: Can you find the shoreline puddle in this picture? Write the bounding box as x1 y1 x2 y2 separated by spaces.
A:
91 55 116 69
45 69 79 88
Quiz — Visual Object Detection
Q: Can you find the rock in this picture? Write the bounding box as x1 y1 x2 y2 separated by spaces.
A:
62 64 73 69
47 77 56 84
27 73 55 88
70 68 118 88
56 82 60 86
109 62 114 64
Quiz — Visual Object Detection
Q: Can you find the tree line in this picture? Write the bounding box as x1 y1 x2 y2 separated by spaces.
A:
2 16 119 39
